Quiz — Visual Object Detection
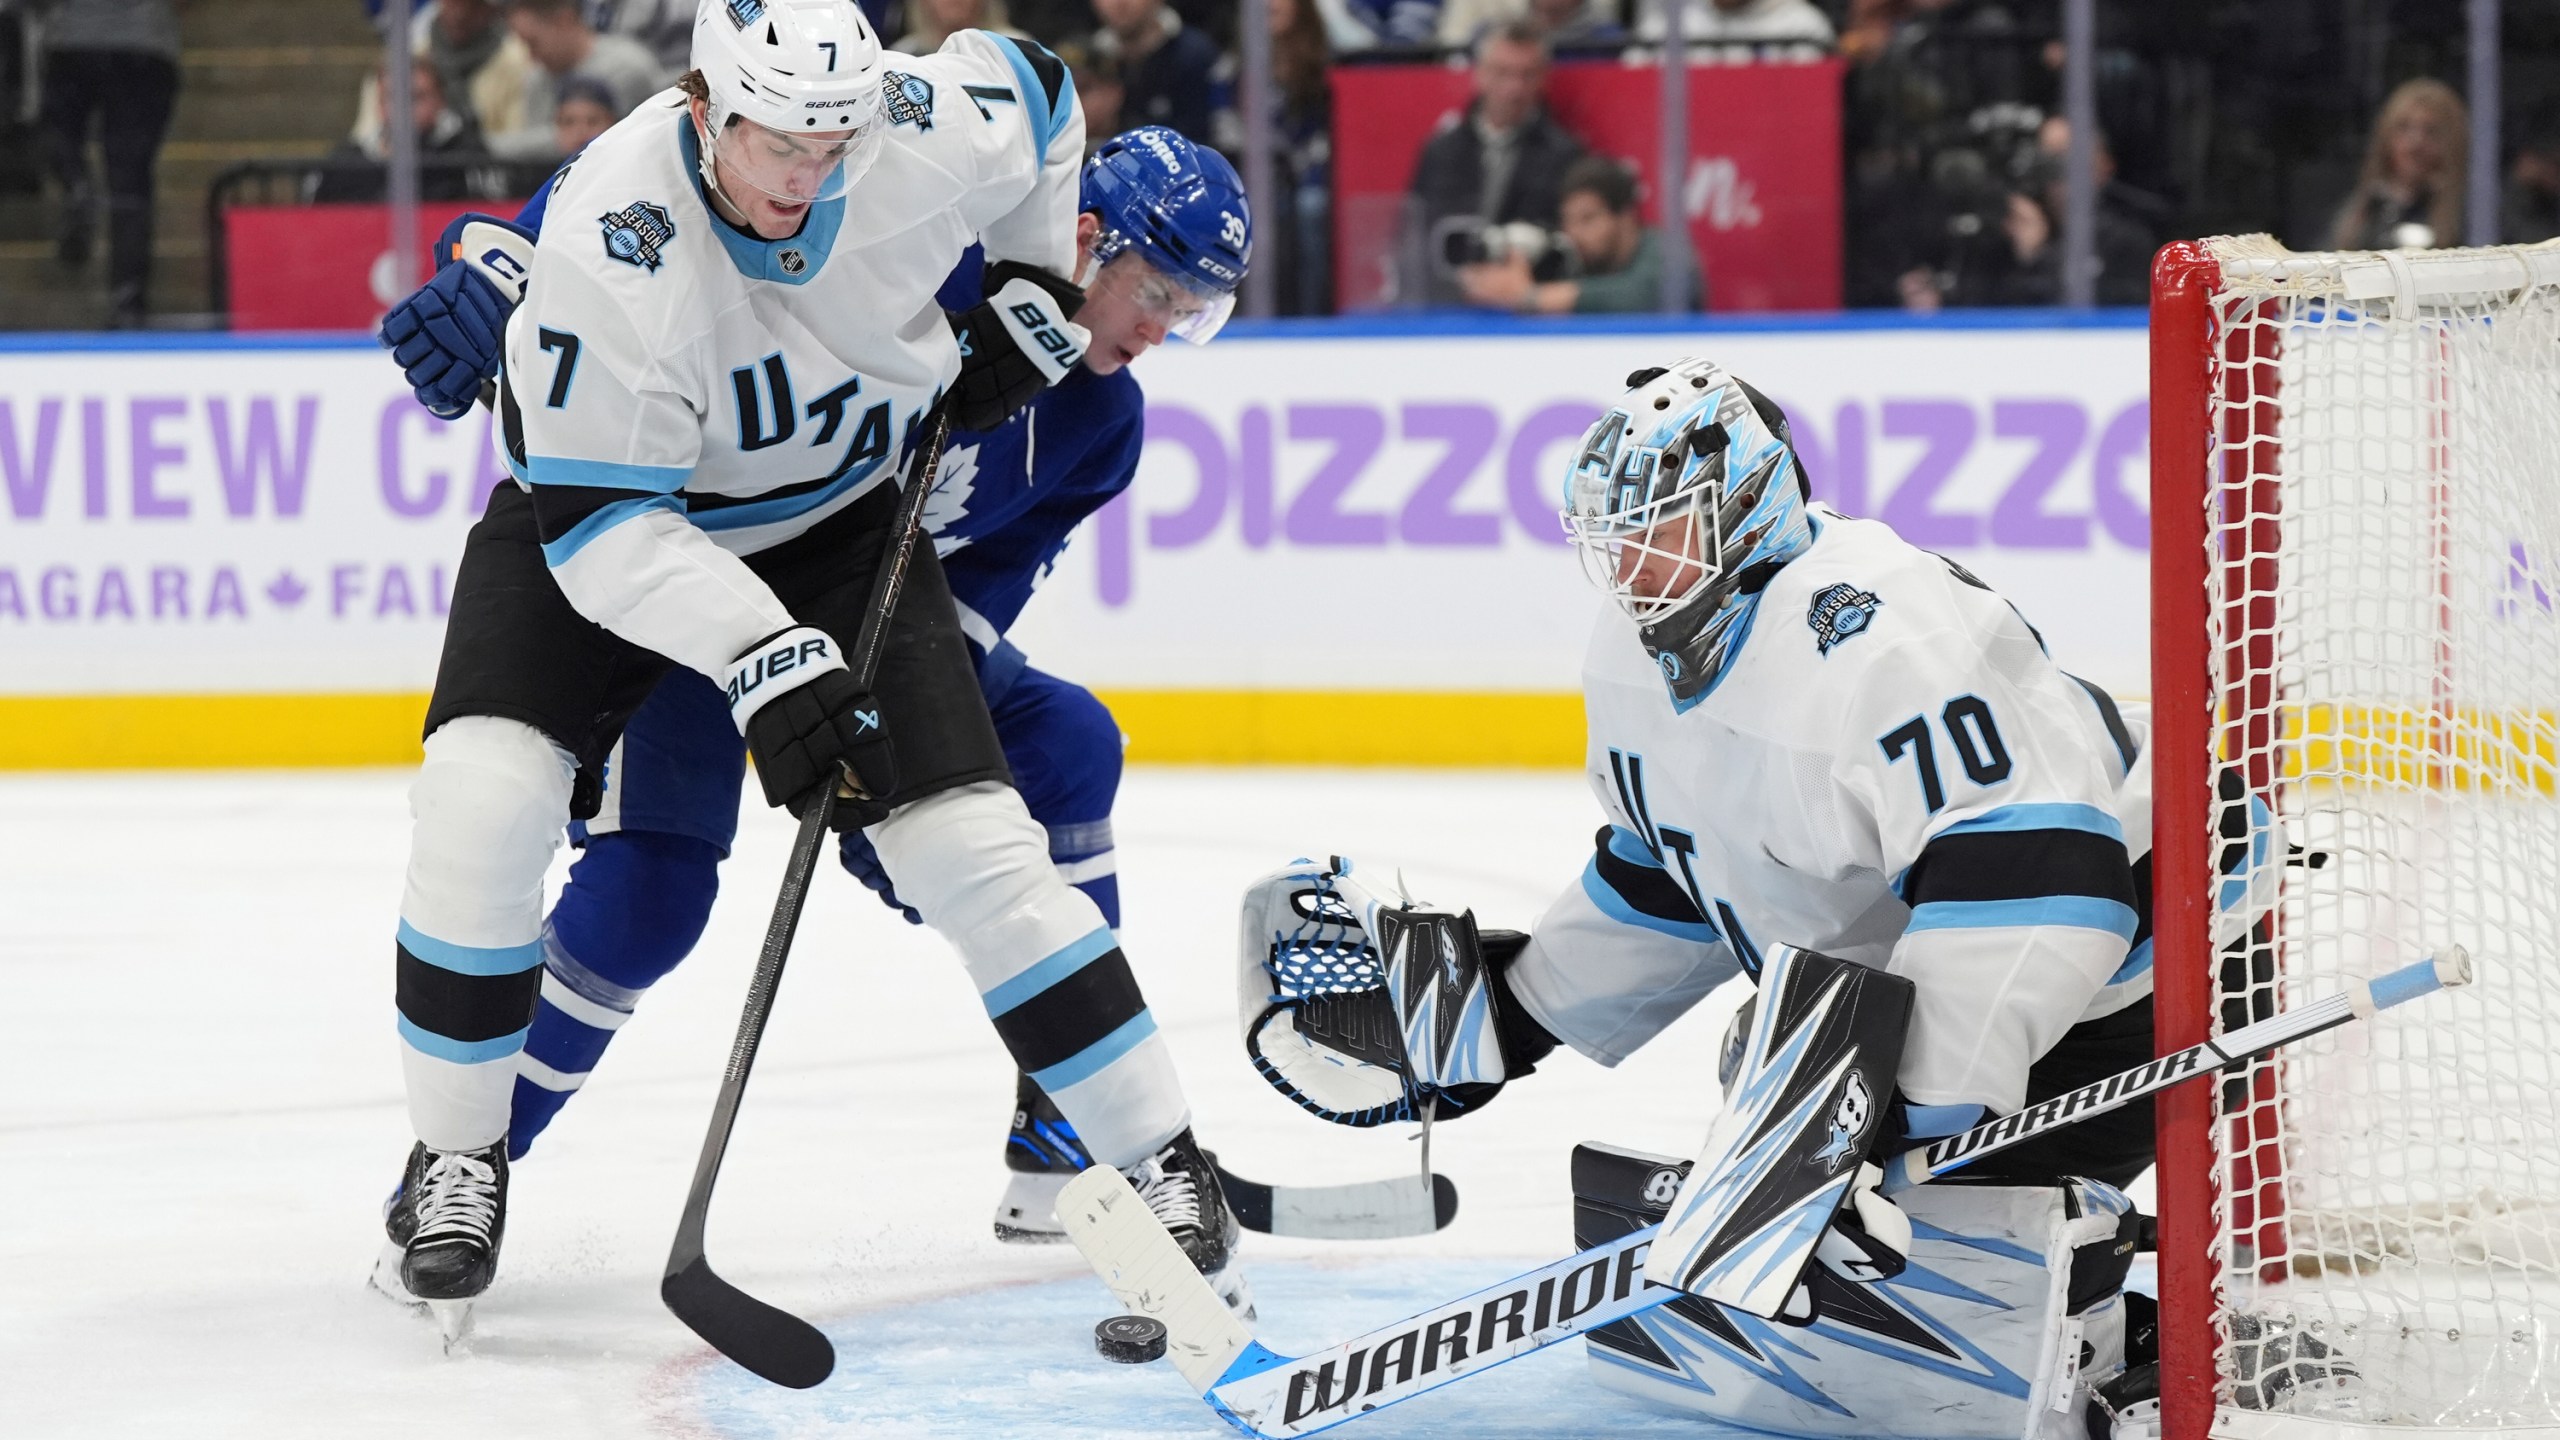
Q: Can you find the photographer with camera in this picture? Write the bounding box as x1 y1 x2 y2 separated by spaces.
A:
1406 20 1587 306
1455 154 1699 314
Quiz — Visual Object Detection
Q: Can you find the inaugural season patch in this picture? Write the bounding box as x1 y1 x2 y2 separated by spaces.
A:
1807 582 1880 655
883 72 935 130
724 0 763 28
599 201 675 274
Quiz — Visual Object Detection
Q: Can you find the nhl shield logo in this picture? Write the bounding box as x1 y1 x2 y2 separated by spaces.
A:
598 201 675 274
883 71 935 130
1807 582 1880 655
777 247 807 276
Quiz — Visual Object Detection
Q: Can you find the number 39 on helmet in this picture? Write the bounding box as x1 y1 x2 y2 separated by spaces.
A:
1080 125 1253 344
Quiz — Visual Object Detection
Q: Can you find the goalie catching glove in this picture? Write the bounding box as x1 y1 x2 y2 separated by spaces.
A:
1235 856 1554 1127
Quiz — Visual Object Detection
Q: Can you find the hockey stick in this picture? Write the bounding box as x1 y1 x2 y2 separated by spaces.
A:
1059 948 2472 1439
661 406 956 1389
1211 1156 1459 1241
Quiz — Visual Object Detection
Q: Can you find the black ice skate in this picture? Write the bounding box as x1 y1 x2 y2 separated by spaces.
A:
993 1072 1090 1244
1122 1127 1252 1318
382 1141 509 1346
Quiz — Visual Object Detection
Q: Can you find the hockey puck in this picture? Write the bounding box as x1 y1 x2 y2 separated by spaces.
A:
1094 1314 1169 1364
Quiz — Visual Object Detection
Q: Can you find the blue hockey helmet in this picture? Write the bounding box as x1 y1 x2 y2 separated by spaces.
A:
1080 125 1251 343
1561 359 1814 702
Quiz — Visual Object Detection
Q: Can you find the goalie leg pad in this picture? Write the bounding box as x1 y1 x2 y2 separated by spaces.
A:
1576 1142 2136 1439
1648 944 1916 1316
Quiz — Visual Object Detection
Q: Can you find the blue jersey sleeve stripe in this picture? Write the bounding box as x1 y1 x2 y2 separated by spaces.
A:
396 919 545 976
1933 803 2125 844
982 925 1120 1018
2109 937 2155 984
1026 1008 1158 1092
993 35 1068 158
1897 1101 1990 1138
397 1014 531 1065
526 455 690 493
1905 895 2141 941
1604 824 1665 869
539 493 684 568
1581 857 1721 945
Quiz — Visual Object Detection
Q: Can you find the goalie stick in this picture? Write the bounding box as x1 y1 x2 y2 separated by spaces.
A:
1211 1157 1459 1241
660 407 954 1390
1059 948 2472 1438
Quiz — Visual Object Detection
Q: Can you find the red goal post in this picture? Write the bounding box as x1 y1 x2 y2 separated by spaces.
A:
2150 236 2560 1438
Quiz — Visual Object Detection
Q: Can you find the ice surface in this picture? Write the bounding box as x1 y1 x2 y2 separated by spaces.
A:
0 767 2140 1439
0 768 1732 1437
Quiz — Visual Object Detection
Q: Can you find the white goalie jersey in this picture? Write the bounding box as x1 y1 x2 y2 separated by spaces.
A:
494 29 1083 679
1507 508 2155 1122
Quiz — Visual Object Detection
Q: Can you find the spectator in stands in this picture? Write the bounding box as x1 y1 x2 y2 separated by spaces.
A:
1064 41 1127 148
1406 21 1585 307
2333 77 2467 252
1458 154 1697 313
389 0 539 146
314 58 500 203
2505 132 2560 245
1338 0 1441 49
1266 0 1333 314
552 73 619 155
488 0 667 160
1090 0 1223 146
36 0 182 327
591 0 692 73
893 0 1030 55
1635 0 1833 47
2028 116 2166 306
1004 0 1103 49
1436 0 1620 53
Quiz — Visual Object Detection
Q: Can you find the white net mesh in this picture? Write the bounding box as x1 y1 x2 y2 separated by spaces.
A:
2194 236 2560 1433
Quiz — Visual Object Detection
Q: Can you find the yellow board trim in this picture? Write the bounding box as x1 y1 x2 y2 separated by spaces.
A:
0 691 1589 770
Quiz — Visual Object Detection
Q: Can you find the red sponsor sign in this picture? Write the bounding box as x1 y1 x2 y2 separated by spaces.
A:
225 202 525 332
1329 58 1842 313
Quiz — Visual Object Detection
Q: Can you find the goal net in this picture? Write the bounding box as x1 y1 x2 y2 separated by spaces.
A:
2152 236 2560 1437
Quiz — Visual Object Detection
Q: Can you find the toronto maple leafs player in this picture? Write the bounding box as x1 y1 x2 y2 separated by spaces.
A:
380 126 1250 1253
1228 359 2265 1435
375 0 1244 1329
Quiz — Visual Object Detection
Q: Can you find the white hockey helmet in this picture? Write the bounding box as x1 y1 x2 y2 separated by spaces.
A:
690 0 887 203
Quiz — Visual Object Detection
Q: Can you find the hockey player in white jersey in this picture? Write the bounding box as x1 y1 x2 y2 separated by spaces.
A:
1229 359 2239 1435
382 0 1239 1325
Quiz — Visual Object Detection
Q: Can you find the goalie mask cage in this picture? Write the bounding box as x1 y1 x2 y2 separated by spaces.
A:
2152 236 2560 1438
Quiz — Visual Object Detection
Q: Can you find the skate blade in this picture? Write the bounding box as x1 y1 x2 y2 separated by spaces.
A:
1211 1265 1257 1325
367 1240 427 1313
428 1297 476 1353
991 1170 1074 1244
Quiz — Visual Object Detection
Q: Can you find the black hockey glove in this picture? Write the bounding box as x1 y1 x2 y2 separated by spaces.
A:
723 626 897 824
946 261 1089 431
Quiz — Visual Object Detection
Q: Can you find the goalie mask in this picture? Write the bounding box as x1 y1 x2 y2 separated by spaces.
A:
1561 359 1814 707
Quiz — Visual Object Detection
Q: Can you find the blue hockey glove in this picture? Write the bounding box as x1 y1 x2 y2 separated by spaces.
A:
838 830 924 926
379 213 536 419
